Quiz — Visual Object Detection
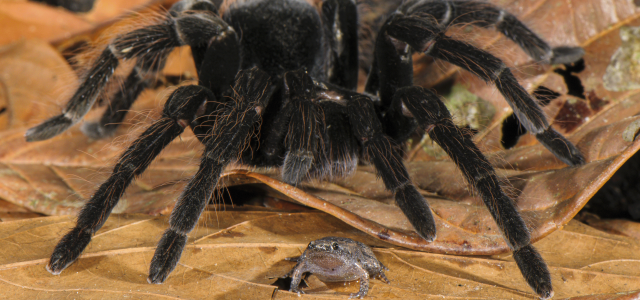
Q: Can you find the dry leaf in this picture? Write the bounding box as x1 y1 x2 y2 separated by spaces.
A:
0 0 640 254
0 212 639 299
411 0 640 155
3 1 640 299
1 0 640 277
0 0 166 46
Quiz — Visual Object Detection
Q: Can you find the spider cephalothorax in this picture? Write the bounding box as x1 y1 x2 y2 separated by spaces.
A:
27 0 585 298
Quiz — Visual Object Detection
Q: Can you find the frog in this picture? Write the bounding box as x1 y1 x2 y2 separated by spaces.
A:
285 237 390 299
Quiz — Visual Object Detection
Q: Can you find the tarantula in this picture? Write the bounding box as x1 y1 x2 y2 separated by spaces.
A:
27 0 585 298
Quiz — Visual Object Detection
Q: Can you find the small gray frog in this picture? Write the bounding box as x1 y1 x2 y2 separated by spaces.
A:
285 237 390 299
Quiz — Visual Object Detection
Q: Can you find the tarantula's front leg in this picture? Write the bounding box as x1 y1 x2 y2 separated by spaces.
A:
47 85 213 275
397 86 552 299
148 68 273 283
384 15 584 166
25 0 229 142
347 95 436 241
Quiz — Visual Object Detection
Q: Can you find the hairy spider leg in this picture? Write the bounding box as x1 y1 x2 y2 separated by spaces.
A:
46 85 213 275
81 52 170 139
399 0 584 64
84 0 224 140
370 14 553 299
321 0 359 90
187 17 241 141
397 86 552 298
148 68 273 283
47 0 242 276
347 94 437 242
383 10 585 166
25 0 224 142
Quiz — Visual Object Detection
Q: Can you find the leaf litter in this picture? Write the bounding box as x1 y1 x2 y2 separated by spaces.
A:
0 212 639 299
2 0 640 298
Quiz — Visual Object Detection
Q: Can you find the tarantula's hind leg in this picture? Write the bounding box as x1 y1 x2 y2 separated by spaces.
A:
384 15 584 166
548 47 584 65
82 0 218 139
47 85 212 275
399 0 584 65
80 57 165 139
148 68 273 283
26 0 227 141
25 46 120 142
396 86 552 299
347 94 436 242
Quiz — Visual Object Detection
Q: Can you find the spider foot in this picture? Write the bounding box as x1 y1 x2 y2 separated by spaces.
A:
394 185 436 242
25 115 74 142
536 127 585 166
349 291 366 299
513 245 554 300
148 229 188 284
47 227 92 275
25 48 119 142
550 47 585 65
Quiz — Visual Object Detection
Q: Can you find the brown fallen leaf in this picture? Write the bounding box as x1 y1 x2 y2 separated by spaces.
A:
2 0 640 257
561 292 640 300
0 0 166 46
579 213 640 240
0 39 77 132
3 1 640 299
0 38 199 215
0 212 639 299
411 0 640 156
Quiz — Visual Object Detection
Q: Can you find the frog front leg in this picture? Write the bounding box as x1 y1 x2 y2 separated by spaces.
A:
350 264 370 299
289 261 308 295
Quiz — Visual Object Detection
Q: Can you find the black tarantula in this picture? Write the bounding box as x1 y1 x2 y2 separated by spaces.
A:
26 0 585 298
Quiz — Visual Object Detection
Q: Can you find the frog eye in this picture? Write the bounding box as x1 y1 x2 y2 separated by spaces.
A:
331 242 339 250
